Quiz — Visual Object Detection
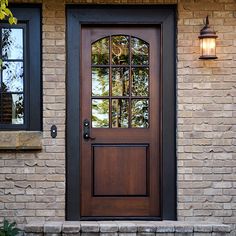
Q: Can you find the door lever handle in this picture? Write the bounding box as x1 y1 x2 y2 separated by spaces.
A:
83 119 96 141
83 133 96 140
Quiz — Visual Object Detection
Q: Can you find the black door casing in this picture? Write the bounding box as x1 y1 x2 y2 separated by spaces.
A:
66 5 176 220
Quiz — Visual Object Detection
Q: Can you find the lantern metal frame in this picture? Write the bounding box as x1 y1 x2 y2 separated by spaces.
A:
198 16 218 59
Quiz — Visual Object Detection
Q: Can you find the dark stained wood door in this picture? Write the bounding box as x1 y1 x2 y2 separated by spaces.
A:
81 26 161 217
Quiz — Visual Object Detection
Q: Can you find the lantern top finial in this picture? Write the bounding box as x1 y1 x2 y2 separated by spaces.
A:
199 16 217 39
205 15 209 26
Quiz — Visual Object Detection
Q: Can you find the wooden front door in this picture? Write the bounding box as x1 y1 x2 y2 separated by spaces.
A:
80 26 161 217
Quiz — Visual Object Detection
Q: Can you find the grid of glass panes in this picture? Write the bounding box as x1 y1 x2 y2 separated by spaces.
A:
0 27 24 125
91 35 149 128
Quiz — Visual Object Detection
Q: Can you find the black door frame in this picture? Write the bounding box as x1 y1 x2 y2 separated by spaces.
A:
66 4 176 220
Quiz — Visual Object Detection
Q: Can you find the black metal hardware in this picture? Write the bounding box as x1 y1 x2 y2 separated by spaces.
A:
51 125 57 138
83 119 95 140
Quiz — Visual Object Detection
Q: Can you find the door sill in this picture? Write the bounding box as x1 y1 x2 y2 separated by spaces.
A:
24 221 232 235
80 216 162 221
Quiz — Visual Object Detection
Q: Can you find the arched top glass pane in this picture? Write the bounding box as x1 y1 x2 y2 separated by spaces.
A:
92 37 109 65
131 37 149 65
112 35 129 65
92 35 149 66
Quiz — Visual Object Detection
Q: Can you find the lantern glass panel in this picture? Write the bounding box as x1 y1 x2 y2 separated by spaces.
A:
200 37 216 57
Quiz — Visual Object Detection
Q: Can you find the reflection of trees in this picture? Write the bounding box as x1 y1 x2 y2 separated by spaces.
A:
132 68 148 96
2 28 12 59
131 38 149 65
13 94 24 121
92 38 109 65
0 91 23 124
112 68 129 96
92 100 109 128
2 28 23 59
91 35 149 128
1 4 20 124
112 99 129 128
112 68 129 128
92 68 109 96
3 62 23 92
92 36 149 66
1 29 12 123
132 100 149 128
1 29 24 124
112 36 129 65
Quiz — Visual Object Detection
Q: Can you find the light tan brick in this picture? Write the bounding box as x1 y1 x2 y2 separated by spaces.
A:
0 0 233 232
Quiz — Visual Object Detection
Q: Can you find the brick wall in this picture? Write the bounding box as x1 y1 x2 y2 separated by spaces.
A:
177 1 236 231
1 0 235 232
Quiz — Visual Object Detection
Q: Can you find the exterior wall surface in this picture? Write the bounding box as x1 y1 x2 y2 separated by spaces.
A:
1 0 236 233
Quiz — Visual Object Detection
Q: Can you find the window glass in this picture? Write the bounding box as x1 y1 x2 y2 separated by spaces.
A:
91 36 150 128
0 27 25 125
2 28 23 60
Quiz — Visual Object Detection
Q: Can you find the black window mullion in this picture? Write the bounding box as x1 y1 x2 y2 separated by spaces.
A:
2 59 24 62
22 25 28 129
2 92 23 95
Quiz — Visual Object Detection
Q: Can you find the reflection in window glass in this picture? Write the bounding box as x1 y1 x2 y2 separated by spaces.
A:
132 68 149 97
112 99 129 128
131 99 149 128
131 37 149 65
92 67 109 96
92 37 109 65
1 94 24 124
112 36 129 65
0 27 25 125
92 99 109 128
112 68 129 96
2 28 23 60
91 35 150 129
2 62 24 92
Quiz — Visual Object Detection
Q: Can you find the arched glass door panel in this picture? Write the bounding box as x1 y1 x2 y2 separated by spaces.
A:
91 35 149 128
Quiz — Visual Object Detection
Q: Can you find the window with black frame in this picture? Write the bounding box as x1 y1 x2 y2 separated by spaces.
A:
0 7 41 130
0 25 25 126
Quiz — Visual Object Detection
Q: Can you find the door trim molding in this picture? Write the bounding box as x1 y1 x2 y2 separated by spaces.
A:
66 4 177 220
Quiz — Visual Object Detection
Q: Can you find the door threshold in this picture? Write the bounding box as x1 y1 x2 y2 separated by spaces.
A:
80 217 162 221
24 221 231 235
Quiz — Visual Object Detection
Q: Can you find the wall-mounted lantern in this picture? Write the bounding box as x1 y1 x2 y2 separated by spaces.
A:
199 16 218 59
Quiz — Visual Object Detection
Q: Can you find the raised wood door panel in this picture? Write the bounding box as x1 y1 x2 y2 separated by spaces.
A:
81 26 161 217
93 145 148 196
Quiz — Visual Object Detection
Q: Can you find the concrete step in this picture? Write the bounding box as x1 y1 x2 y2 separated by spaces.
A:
24 221 232 236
